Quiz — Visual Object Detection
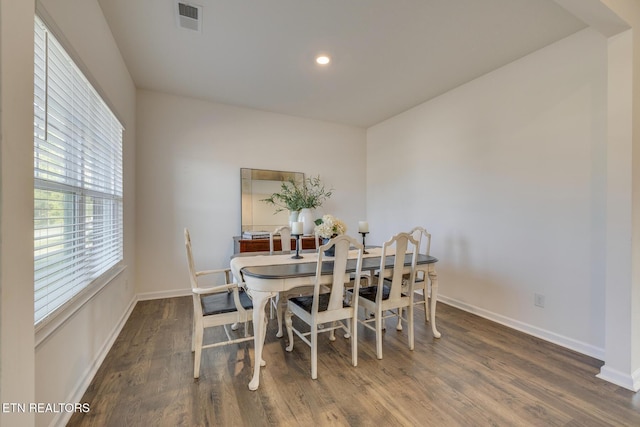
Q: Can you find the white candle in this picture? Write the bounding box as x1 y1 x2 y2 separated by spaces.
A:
358 221 369 233
292 221 303 235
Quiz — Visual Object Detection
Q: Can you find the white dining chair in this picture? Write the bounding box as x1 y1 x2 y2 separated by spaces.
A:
269 225 292 254
270 228 326 337
349 231 418 359
268 225 298 337
185 228 254 379
396 226 432 331
284 234 364 379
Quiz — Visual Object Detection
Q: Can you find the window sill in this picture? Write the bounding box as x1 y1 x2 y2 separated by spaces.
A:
35 264 127 347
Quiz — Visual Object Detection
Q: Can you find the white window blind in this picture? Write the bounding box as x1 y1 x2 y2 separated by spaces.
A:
34 17 124 325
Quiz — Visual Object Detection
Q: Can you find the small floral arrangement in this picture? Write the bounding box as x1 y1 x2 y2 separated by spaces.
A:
314 214 347 239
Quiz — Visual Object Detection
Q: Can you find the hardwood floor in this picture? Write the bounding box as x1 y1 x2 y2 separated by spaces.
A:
67 297 640 426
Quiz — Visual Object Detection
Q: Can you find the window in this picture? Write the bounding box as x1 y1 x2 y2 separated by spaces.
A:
34 17 124 325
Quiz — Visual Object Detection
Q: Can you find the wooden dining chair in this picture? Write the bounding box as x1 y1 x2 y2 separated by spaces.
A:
269 225 292 254
350 231 418 359
284 234 364 379
395 226 432 331
268 225 296 336
184 228 254 379
273 230 327 338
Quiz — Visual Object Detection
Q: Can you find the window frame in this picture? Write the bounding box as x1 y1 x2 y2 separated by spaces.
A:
33 14 125 336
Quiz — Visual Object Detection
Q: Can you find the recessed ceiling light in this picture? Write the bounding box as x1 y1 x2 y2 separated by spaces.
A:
315 55 331 65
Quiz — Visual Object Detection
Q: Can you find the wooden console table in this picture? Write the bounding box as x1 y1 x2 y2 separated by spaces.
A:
233 236 318 253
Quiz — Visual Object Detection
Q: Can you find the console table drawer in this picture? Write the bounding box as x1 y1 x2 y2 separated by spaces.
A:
233 236 318 253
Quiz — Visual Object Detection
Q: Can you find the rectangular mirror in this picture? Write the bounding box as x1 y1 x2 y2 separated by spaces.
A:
241 168 304 234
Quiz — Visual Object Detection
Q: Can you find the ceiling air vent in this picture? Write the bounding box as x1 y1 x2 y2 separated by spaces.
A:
176 1 202 32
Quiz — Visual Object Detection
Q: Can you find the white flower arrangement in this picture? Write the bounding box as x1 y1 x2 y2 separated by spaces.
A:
314 214 347 239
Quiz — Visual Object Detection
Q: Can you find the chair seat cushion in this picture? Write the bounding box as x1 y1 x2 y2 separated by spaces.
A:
358 284 391 302
289 293 349 313
201 289 253 316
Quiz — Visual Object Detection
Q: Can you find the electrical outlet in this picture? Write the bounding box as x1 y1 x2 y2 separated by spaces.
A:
534 293 545 308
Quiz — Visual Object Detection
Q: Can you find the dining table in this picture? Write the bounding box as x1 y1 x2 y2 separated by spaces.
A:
230 246 440 391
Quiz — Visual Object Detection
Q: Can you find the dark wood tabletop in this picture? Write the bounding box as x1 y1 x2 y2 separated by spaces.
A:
241 253 438 279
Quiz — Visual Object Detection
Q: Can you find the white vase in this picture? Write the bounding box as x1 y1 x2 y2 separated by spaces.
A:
298 208 315 235
289 210 299 228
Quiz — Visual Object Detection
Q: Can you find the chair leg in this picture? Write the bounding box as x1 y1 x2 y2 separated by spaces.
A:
193 325 204 379
424 285 430 323
375 308 383 360
191 316 196 352
329 321 337 341
408 304 415 351
276 296 285 338
351 316 358 367
244 320 250 337
270 297 276 319
285 308 294 352
423 296 429 323
311 324 318 379
396 307 404 331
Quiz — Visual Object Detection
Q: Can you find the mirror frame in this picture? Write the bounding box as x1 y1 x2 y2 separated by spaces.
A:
240 168 304 234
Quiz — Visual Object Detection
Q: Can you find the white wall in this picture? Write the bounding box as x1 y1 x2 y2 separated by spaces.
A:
0 1 37 426
31 1 137 426
598 0 640 391
135 90 366 297
367 28 608 357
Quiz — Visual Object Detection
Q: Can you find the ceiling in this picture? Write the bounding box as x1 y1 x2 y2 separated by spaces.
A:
97 0 588 128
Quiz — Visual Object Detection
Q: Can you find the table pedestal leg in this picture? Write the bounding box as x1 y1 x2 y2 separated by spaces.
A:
249 291 272 391
428 265 441 338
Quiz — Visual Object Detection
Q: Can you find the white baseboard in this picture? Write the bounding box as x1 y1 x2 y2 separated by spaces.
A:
597 365 640 392
417 291 640 392
50 294 138 427
137 288 191 301
438 295 605 361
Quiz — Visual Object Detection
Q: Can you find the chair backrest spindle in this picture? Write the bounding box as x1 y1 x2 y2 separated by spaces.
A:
270 225 292 254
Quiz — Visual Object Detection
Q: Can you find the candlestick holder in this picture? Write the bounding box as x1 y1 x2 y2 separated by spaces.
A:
359 232 369 254
291 234 303 259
